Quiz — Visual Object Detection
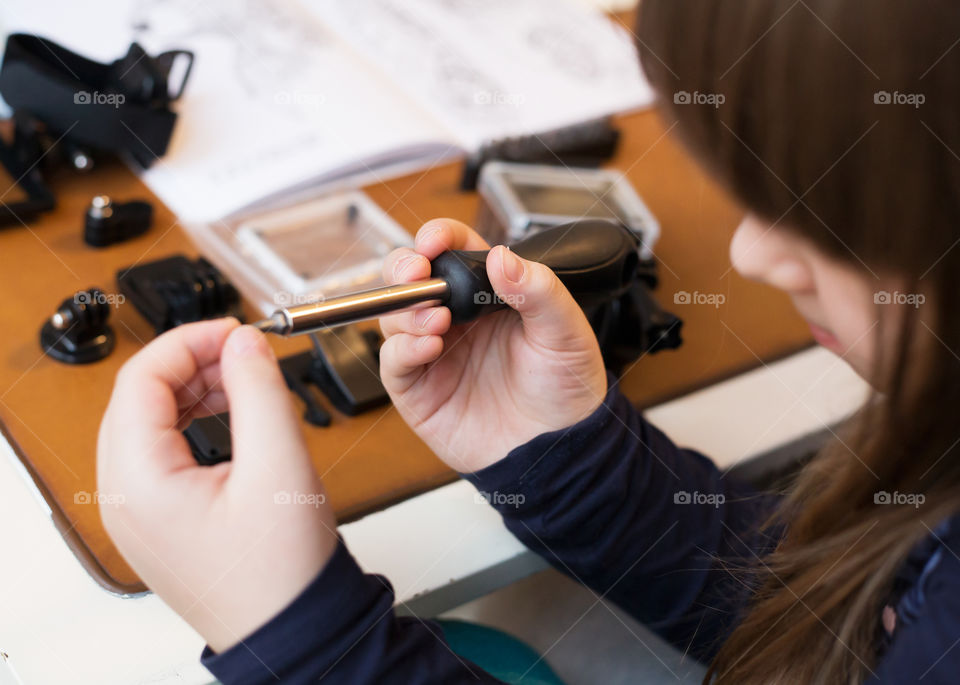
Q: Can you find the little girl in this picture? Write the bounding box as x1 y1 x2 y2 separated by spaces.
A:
98 0 960 682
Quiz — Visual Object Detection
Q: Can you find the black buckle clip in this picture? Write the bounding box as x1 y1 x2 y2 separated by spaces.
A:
109 43 194 107
117 255 244 334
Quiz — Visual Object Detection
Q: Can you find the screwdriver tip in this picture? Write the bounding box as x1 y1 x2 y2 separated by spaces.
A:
251 312 286 335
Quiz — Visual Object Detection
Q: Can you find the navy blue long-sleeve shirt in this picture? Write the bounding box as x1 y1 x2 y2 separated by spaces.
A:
202 378 960 683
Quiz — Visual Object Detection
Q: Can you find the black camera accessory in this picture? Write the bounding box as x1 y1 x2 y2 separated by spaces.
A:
184 414 232 466
460 117 620 191
278 325 387 421
84 195 153 247
588 262 684 373
308 327 388 416
0 113 56 227
117 256 244 334
39 288 116 364
63 140 96 172
0 34 194 168
279 351 333 427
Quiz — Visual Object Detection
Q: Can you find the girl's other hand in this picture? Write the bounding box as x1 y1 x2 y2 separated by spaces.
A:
97 319 337 653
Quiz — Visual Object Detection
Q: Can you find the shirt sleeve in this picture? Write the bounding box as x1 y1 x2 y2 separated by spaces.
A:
866 527 960 685
201 538 506 685
463 374 778 662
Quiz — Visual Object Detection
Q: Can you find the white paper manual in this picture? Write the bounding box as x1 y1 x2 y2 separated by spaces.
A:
1 0 653 223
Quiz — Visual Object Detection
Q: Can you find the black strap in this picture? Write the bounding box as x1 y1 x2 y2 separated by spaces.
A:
0 34 193 168
0 112 56 226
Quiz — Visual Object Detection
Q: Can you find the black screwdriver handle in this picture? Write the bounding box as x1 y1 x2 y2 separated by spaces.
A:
430 220 641 325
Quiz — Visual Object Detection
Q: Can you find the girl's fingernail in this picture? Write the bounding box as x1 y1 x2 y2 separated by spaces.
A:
228 325 272 358
417 224 442 245
501 247 525 284
415 308 441 330
393 254 420 281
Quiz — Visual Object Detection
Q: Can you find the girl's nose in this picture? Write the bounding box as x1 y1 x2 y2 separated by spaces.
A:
730 215 815 293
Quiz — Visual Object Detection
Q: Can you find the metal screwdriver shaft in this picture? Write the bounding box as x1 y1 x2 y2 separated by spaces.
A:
253 278 451 336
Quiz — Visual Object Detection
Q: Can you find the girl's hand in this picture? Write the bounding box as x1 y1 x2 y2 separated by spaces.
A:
379 219 608 473
97 319 337 653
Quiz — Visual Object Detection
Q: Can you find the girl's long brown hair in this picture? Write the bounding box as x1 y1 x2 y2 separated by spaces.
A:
637 1 960 682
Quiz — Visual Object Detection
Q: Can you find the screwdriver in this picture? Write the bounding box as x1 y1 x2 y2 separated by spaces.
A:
252 220 640 336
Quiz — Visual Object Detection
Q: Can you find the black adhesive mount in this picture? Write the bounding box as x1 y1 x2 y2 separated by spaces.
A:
39 288 116 364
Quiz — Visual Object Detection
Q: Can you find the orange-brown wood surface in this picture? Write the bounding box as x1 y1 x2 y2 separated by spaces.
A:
0 109 811 593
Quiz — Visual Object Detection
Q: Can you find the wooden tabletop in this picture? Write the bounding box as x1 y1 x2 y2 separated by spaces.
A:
0 109 811 593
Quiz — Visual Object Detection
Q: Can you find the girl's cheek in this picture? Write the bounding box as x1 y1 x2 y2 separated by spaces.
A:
816 267 881 376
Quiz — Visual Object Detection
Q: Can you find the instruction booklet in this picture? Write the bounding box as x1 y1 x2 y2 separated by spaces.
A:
2 0 653 223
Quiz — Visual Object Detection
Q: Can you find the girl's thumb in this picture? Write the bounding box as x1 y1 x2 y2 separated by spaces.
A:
219 326 312 485
486 245 595 351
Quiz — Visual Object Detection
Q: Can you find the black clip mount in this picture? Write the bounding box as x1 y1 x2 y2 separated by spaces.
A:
117 255 244 334
39 288 116 364
280 326 389 426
